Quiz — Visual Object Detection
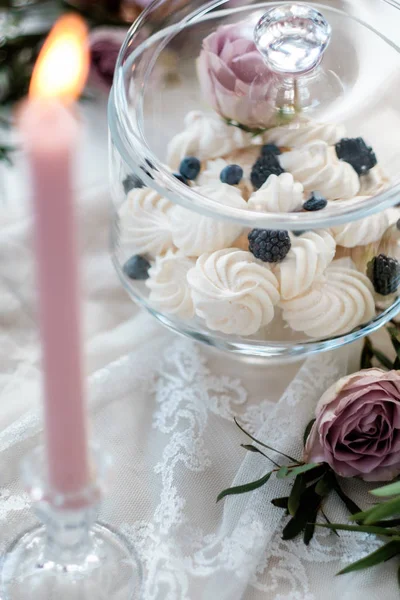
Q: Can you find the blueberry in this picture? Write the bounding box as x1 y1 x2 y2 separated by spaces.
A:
220 164 243 185
303 192 328 211
179 156 201 180
123 255 151 280
261 144 281 156
123 174 144 194
173 173 189 185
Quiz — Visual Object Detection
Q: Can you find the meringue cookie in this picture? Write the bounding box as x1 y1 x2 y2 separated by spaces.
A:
336 243 379 274
167 111 252 169
119 188 174 257
281 262 375 338
279 141 360 200
359 165 390 196
248 173 304 213
330 202 390 247
275 231 336 300
187 249 280 336
223 146 261 170
146 251 195 319
198 158 253 198
263 118 346 148
170 183 247 257
197 158 228 186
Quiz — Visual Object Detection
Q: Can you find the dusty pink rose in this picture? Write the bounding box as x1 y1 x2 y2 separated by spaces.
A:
304 369 400 482
196 23 278 129
89 27 128 91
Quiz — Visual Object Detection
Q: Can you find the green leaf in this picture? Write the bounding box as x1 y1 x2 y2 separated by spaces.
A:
234 418 298 463
337 541 400 575
303 419 316 447
288 475 305 517
302 464 328 484
361 337 374 369
240 444 281 468
355 497 400 525
271 497 289 509
315 473 333 497
332 475 362 516
282 484 322 541
283 463 322 479
276 466 290 479
372 348 395 370
375 518 400 528
317 523 399 536
217 471 272 503
303 518 316 546
388 327 400 363
371 481 400 497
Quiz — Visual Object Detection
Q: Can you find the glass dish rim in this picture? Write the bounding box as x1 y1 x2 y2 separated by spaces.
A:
109 0 400 230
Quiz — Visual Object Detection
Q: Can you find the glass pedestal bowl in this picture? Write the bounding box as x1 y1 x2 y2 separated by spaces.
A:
108 0 400 360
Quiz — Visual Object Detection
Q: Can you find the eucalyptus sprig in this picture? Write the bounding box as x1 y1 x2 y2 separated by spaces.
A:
217 419 360 545
317 480 400 584
361 326 400 371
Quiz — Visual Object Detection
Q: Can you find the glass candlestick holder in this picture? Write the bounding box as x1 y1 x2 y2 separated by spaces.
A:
0 446 142 600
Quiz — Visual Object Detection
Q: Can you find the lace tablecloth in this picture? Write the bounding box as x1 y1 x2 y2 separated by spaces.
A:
0 184 398 600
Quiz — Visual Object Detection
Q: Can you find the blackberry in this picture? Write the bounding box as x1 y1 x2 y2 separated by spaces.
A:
261 143 281 156
248 229 291 263
250 154 284 189
335 137 377 175
220 164 243 185
123 174 144 194
179 156 201 180
303 192 328 211
367 254 400 296
123 255 151 280
173 173 189 185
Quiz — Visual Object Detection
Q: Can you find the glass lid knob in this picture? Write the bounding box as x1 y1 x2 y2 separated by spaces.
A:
254 3 332 76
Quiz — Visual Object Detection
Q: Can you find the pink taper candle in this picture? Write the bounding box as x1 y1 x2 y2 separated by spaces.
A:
19 16 90 496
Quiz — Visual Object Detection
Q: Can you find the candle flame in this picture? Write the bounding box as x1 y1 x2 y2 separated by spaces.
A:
29 14 89 103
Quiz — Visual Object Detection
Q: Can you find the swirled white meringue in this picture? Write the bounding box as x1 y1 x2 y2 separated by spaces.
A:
167 111 252 169
170 183 247 257
281 262 375 338
248 173 304 213
279 141 360 200
197 158 253 198
146 251 195 319
263 118 346 148
359 165 390 196
119 188 174 257
197 158 228 186
274 231 336 300
187 249 280 335
330 201 390 247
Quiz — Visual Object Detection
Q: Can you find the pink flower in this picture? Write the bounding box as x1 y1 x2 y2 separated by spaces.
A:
89 27 128 92
196 23 278 129
304 369 400 482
